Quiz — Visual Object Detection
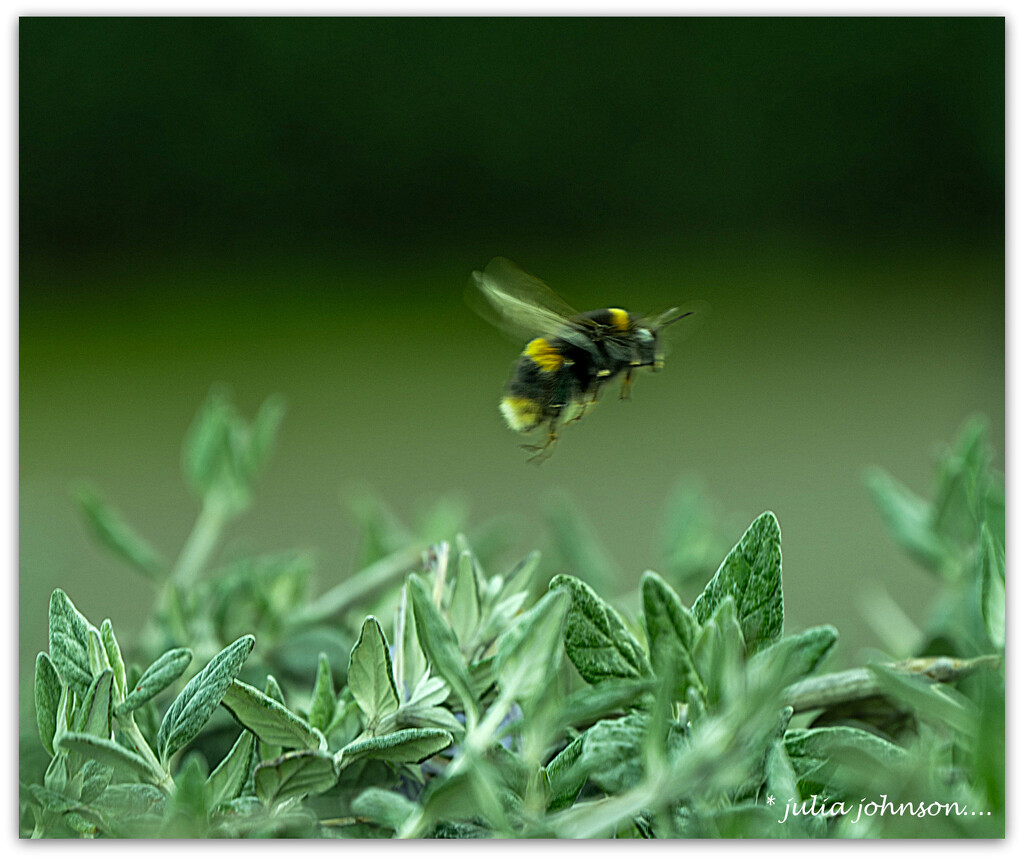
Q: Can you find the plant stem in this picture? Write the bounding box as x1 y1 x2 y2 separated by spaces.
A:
293 544 424 628
118 713 176 795
783 654 1000 713
171 493 231 589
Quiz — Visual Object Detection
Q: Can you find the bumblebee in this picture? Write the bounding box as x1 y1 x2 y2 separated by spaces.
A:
470 257 709 462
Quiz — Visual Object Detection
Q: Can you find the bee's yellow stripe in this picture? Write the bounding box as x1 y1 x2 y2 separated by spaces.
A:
608 308 630 331
524 337 564 372
500 396 543 432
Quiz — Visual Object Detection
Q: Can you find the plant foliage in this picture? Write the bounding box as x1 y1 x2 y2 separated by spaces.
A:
20 396 1004 838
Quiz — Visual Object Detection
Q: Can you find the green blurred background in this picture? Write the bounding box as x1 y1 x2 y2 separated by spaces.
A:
20 17 1003 719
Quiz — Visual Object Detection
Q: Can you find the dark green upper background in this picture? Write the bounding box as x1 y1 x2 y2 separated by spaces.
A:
21 17 1002 274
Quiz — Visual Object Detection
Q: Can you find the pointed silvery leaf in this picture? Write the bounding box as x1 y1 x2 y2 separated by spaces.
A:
692 512 783 654
99 620 127 703
348 616 399 729
307 652 336 733
157 635 254 763
254 749 337 805
206 730 257 808
34 652 62 757
115 647 192 716
48 589 97 697
221 678 324 751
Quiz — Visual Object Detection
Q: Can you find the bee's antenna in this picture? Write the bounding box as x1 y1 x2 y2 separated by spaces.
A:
656 308 694 330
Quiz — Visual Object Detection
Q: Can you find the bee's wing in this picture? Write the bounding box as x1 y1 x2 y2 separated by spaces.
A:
468 257 588 342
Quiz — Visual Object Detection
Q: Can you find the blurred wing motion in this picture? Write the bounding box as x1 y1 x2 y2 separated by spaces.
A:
468 257 591 342
648 299 712 352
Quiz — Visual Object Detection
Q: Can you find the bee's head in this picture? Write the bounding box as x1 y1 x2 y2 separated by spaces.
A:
636 327 662 369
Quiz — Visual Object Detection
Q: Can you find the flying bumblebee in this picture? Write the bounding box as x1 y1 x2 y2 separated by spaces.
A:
470 257 710 462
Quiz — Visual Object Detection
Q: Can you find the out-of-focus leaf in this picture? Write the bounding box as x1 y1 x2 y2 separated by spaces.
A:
75 486 166 580
496 589 569 703
577 712 649 794
785 726 907 799
931 417 991 546
657 476 733 585
692 512 783 654
691 597 745 706
351 787 421 832
868 663 978 737
865 467 953 576
750 625 838 685
544 491 619 595
307 652 336 733
157 635 255 763
550 574 652 684
557 678 656 729
979 523 1005 649
641 570 702 699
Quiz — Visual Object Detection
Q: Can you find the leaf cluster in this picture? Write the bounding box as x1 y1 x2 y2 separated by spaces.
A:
21 396 1004 838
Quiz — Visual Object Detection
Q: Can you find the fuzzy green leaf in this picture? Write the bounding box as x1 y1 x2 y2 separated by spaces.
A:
58 732 156 783
641 570 703 698
221 678 325 751
351 787 421 831
77 669 114 738
48 589 97 698
115 647 193 716
339 727 453 765
692 511 784 653
157 634 255 763
76 486 166 579
577 711 651 794
395 584 427 696
550 574 652 684
307 652 336 733
868 663 979 737
408 575 477 721
99 620 127 702
750 624 838 684
206 730 256 808
785 726 907 798
544 735 586 811
451 549 482 649
255 749 338 805
496 589 569 703
557 678 656 728
78 759 114 804
34 652 62 757
348 616 400 728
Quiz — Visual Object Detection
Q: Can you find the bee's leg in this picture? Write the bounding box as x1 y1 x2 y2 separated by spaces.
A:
570 389 600 423
521 419 560 463
620 367 637 400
